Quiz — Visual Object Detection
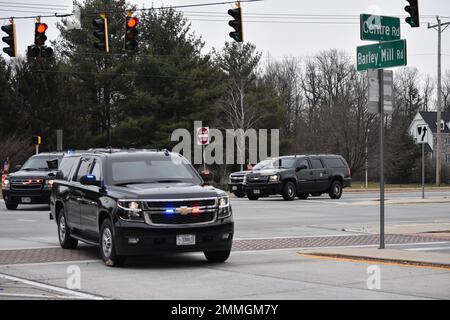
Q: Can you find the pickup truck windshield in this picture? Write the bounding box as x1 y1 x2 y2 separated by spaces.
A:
108 156 202 185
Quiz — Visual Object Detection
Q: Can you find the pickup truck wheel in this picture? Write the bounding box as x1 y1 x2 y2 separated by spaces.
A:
58 209 78 249
247 195 259 200
329 180 343 199
282 181 296 201
297 192 309 200
204 249 231 263
5 201 18 210
233 192 246 198
100 219 126 267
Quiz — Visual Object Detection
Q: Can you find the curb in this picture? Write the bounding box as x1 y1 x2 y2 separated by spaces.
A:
346 187 450 193
299 252 450 270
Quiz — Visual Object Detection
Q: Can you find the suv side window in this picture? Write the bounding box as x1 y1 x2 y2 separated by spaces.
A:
298 158 311 169
57 156 78 181
324 157 346 168
74 158 93 182
311 158 324 169
91 159 102 180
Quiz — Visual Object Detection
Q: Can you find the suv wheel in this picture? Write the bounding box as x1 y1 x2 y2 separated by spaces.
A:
233 192 246 198
5 201 18 210
282 182 296 201
247 195 259 201
297 192 309 200
204 249 231 263
58 209 78 249
329 180 343 199
100 219 125 267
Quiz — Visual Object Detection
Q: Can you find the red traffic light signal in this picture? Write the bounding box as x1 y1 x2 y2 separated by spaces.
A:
125 16 139 51
36 23 48 34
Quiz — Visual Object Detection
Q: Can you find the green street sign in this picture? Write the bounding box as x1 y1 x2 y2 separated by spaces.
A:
357 39 407 71
360 14 401 41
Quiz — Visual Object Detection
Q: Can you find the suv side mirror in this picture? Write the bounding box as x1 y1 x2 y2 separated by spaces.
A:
80 175 101 187
296 164 307 172
200 169 213 182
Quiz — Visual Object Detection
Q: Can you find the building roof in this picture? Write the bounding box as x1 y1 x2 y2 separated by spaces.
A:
418 111 450 134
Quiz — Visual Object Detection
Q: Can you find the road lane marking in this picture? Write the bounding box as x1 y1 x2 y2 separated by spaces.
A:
405 246 450 252
0 272 106 300
297 253 450 271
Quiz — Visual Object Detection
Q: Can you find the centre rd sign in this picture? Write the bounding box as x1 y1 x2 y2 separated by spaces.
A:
360 14 401 42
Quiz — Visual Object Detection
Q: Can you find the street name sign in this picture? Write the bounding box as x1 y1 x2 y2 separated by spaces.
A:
360 14 401 42
357 39 407 71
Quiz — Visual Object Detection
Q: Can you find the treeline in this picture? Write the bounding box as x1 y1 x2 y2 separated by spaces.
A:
0 0 449 183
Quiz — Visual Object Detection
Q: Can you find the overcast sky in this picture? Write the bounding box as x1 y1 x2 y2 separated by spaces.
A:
1 0 449 79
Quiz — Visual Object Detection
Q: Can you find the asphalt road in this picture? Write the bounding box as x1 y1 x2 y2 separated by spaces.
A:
0 190 449 299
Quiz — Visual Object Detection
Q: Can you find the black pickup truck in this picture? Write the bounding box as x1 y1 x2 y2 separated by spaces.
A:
244 155 351 201
2 153 63 210
50 149 234 267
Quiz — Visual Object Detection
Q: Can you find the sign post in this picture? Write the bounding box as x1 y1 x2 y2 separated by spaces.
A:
196 127 210 170
416 125 429 199
357 13 406 250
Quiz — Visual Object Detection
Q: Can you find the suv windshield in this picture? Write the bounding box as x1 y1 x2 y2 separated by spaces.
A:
107 155 202 185
22 156 62 171
253 158 296 170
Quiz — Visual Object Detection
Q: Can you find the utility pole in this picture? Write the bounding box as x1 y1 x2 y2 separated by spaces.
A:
428 16 450 186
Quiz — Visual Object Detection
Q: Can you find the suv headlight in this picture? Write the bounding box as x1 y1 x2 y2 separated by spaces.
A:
218 196 231 218
44 179 54 188
2 178 10 190
269 174 279 182
243 175 247 185
117 200 145 221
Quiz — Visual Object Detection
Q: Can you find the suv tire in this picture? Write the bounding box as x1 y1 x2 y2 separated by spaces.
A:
329 180 343 199
5 201 18 210
100 219 126 267
58 208 78 249
282 181 296 201
247 195 259 201
204 249 231 263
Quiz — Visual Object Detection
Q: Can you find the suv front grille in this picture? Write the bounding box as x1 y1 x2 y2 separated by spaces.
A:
144 198 218 226
246 176 269 184
10 179 43 191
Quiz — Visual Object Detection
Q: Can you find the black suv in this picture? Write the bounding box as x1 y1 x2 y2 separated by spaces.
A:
2 153 63 210
50 150 234 267
228 170 250 198
244 155 351 201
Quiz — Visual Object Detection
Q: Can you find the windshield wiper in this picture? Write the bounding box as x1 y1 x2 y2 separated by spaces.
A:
114 181 154 186
154 179 184 183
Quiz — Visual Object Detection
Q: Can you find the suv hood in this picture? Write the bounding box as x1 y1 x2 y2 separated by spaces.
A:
230 170 250 177
107 183 226 200
8 170 56 179
248 168 290 176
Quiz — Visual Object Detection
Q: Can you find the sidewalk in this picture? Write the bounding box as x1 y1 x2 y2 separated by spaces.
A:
346 187 450 193
298 247 450 269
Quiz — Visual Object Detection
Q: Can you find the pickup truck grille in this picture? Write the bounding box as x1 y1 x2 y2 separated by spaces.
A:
10 179 43 191
246 176 269 184
144 198 217 226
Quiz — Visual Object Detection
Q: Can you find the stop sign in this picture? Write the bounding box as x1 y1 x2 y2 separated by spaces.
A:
197 127 210 145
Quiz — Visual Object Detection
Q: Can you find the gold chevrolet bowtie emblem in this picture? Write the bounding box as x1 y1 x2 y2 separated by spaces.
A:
177 206 192 215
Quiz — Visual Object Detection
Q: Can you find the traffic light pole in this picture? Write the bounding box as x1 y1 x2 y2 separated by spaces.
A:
428 17 450 186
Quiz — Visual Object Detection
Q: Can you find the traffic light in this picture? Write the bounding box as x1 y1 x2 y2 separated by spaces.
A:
405 0 420 28
1 20 17 57
27 20 53 58
125 16 139 51
93 15 109 52
228 4 243 42
32 135 41 145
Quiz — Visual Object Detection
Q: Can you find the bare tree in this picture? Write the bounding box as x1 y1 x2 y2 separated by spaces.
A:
422 74 435 112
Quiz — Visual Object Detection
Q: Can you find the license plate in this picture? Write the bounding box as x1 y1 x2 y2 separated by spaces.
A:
232 186 237 190
176 234 196 246
253 189 260 194
21 197 31 203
